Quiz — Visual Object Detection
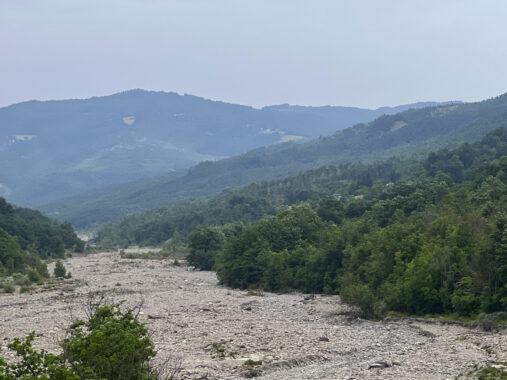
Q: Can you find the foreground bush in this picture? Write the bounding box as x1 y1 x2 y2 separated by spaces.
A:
62 304 157 379
0 302 166 380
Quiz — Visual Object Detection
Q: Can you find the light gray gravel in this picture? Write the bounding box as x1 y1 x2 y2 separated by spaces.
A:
0 251 505 379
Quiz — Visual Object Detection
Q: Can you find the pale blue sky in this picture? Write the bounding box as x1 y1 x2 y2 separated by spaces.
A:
1 0 507 108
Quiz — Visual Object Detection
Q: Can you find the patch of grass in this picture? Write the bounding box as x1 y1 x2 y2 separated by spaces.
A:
481 345 495 355
210 341 227 359
210 339 238 359
243 368 261 378
475 365 507 380
20 285 32 293
171 259 181 267
118 261 140 267
61 284 78 292
244 359 263 367
13 273 31 287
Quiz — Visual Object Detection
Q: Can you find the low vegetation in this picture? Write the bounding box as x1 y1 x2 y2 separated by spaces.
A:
0 301 171 380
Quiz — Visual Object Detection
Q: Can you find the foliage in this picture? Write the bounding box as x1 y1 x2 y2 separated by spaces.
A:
62 303 157 380
0 332 78 380
53 260 67 278
186 226 225 270
47 93 507 229
94 158 403 248
0 199 84 258
191 129 506 318
1 281 15 294
0 197 82 283
474 365 507 380
7 89 427 209
0 303 165 380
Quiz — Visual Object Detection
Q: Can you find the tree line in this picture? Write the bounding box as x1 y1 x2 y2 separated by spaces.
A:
186 128 507 318
0 198 83 288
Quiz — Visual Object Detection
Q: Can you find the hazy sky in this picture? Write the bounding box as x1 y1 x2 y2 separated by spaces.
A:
2 0 507 108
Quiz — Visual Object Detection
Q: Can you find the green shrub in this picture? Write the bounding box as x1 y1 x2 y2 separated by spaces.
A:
1 281 15 293
187 226 225 270
20 285 32 293
13 273 30 287
36 262 50 278
62 303 158 379
27 268 41 283
0 303 165 379
475 365 507 380
0 332 78 379
340 283 386 320
54 260 67 278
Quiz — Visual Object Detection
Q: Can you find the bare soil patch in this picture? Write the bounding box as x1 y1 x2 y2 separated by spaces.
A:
1 251 505 379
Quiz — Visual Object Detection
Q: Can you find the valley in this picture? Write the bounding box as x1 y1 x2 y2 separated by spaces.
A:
3 3 507 379
1 251 505 379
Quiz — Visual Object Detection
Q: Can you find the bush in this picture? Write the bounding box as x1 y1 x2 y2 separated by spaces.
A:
0 332 78 379
54 260 67 278
36 262 50 278
187 226 225 270
0 302 165 380
62 303 158 379
1 281 15 293
340 283 386 320
27 268 41 283
20 285 32 293
13 273 30 287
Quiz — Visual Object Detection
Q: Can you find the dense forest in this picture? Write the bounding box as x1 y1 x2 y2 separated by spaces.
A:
99 127 506 318
0 198 83 285
43 93 507 228
208 128 507 318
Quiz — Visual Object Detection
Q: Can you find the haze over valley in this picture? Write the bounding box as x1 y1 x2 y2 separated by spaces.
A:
1 1 506 379
0 90 445 207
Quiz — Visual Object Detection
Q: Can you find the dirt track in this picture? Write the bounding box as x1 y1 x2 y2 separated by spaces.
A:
0 250 505 379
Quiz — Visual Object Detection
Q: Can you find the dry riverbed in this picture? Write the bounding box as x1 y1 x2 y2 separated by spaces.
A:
1 250 506 379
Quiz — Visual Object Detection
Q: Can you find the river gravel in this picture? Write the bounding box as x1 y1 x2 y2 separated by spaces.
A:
0 251 505 379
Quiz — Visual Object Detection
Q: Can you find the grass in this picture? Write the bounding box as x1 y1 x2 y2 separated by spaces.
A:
209 339 240 360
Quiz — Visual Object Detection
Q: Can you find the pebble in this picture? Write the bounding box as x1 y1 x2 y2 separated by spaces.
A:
0 250 505 380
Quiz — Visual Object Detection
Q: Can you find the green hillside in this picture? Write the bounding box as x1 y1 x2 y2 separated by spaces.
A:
210 129 507 319
0 89 429 206
95 126 506 248
0 197 83 290
97 128 507 320
44 93 506 228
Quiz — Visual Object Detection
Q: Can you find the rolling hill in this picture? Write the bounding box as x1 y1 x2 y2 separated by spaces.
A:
0 89 436 207
40 92 507 228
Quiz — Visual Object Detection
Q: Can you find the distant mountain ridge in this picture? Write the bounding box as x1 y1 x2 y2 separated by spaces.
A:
0 89 442 206
40 92 507 229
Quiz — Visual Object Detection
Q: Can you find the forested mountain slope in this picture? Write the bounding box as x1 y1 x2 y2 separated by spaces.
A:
44 93 506 228
0 197 83 287
95 127 507 251
138 127 505 320
0 89 429 206
209 129 507 319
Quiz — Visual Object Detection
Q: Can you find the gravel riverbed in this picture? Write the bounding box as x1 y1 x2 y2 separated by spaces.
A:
0 250 505 379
